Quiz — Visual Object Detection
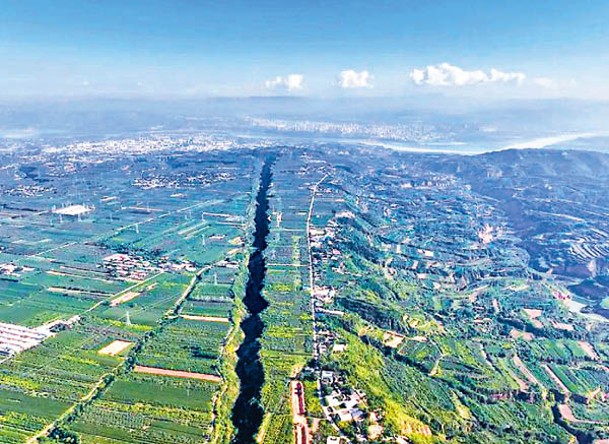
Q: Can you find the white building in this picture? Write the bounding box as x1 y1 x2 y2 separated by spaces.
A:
0 322 51 357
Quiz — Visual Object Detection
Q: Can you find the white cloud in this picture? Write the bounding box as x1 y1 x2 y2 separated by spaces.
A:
533 77 558 89
489 68 525 84
338 70 373 89
265 74 304 92
410 63 526 87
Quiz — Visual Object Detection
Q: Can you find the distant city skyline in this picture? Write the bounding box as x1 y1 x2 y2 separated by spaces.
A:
2 0 609 100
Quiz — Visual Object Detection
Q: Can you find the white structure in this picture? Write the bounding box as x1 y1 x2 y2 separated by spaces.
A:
0 322 51 357
53 204 93 216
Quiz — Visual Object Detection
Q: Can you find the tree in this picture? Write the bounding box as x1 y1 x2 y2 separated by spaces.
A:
48 425 81 444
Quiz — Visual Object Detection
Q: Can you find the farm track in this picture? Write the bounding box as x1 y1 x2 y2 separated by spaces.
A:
25 264 211 443
26 369 115 444
1 271 168 385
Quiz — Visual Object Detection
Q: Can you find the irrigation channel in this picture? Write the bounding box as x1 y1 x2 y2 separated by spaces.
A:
232 157 274 444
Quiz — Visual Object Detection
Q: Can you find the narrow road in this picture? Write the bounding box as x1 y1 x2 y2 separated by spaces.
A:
306 174 328 361
26 264 210 443
304 173 349 440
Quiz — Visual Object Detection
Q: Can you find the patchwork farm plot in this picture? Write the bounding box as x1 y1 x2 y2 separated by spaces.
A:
3 141 609 444
257 154 329 444
70 372 219 444
0 147 256 443
295 146 609 444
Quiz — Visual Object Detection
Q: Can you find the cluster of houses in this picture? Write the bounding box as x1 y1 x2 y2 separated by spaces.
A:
320 370 370 429
0 263 34 277
103 253 197 281
103 253 157 281
133 171 234 190
315 328 346 357
4 184 54 197
43 315 82 333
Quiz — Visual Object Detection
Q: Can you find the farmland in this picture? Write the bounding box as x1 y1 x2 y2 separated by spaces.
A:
2 140 609 444
256 154 326 444
0 146 255 443
297 146 609 444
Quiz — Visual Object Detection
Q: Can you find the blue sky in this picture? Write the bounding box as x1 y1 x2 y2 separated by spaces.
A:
1 0 609 99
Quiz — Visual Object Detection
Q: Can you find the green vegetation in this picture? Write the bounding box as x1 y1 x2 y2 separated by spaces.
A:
2 145 609 444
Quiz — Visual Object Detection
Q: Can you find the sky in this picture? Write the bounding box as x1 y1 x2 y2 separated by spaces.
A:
1 0 609 100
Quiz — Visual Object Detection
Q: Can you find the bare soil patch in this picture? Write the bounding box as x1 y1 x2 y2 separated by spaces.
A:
510 329 534 341
134 365 221 382
578 341 600 360
98 340 133 356
181 314 230 323
110 291 141 306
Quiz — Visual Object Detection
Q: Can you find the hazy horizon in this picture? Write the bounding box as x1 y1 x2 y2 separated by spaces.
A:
3 0 609 100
